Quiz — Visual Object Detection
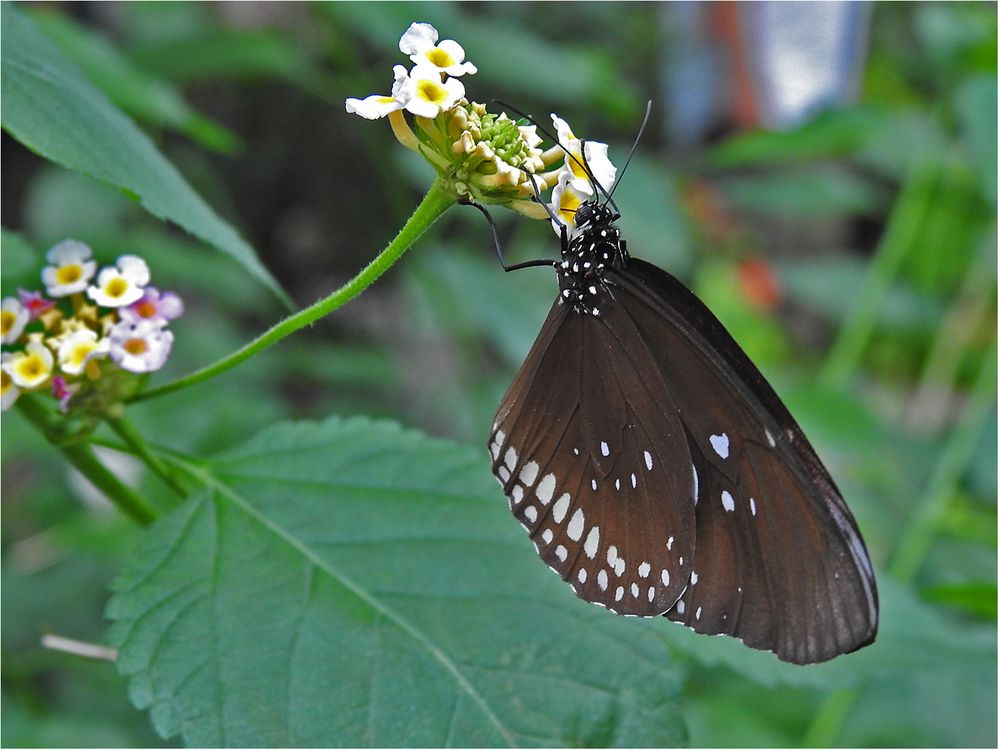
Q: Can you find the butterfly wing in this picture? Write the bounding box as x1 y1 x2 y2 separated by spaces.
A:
608 258 878 664
490 298 696 615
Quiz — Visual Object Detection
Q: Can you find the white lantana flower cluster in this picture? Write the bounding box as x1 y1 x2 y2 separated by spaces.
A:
345 22 619 225
345 23 475 120
1 240 183 413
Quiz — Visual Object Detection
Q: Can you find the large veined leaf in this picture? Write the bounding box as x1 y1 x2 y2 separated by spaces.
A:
0 4 289 307
107 418 686 747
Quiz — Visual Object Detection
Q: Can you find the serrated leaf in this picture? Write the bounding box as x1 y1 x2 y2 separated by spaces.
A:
0 4 289 307
107 417 685 747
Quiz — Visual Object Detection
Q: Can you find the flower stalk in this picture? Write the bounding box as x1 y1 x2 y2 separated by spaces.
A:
15 395 158 525
130 180 458 403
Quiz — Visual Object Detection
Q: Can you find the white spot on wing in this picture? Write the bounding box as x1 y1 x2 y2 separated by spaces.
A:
504 446 518 469
692 465 699 505
591 478 598 491
631 473 637 488
552 493 571 523
555 545 568 562
766 428 776 448
577 568 587 584
661 569 670 587
667 535 674 551
524 505 538 523
607 545 618 566
495 430 506 447
519 461 539 486
542 529 553 544
535 474 556 505
511 485 524 505
597 569 608 590
648 586 655 602
630 583 639 598
638 562 651 578
498 466 510 482
614 558 625 576
691 571 699 585
584 526 600 559
750 497 757 516
567 508 585 541
695 606 702 621
614 478 620 491
676 599 686 615
644 450 653 470
615 586 624 601
721 490 735 512
709 433 730 459
600 441 610 456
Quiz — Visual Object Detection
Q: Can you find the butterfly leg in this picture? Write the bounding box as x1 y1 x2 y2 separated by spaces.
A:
464 198 556 272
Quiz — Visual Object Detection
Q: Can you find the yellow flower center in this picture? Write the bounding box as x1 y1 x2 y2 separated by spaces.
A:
56 264 83 285
1 310 15 336
124 338 148 356
426 47 456 68
134 300 157 319
69 341 98 368
417 79 448 105
569 150 589 181
16 353 47 381
559 191 582 224
105 277 129 299
1 369 11 394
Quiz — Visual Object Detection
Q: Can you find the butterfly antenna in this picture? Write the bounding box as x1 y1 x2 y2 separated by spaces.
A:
493 99 616 207
606 100 652 202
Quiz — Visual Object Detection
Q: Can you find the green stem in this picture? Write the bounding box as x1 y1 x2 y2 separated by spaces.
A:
803 344 997 747
129 181 458 403
107 417 189 498
819 162 938 388
15 397 158 526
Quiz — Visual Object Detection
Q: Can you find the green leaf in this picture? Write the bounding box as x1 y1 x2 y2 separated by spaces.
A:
0 4 290 307
107 417 686 747
921 581 998 620
26 8 240 154
0 228 40 294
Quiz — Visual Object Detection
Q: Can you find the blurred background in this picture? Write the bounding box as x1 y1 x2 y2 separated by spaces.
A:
2 2 995 747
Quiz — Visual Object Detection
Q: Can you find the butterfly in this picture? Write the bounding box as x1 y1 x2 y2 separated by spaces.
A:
484 122 878 665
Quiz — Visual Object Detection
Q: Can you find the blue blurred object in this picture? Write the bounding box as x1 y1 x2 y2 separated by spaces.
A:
743 1 872 129
659 1 872 139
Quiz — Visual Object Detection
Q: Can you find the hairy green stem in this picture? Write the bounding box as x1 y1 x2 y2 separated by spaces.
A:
130 181 458 403
107 417 189 498
15 397 158 526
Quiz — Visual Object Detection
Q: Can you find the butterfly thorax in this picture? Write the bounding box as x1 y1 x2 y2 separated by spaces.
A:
557 200 628 317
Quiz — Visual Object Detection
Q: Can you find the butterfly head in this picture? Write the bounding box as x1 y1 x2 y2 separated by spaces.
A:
556 199 628 316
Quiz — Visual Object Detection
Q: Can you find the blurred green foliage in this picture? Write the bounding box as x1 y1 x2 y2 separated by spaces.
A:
1 2 995 747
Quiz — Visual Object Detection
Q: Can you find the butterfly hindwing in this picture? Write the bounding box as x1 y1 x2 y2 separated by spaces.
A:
608 258 878 664
490 298 696 615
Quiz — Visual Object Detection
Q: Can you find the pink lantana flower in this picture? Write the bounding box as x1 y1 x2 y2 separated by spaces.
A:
118 287 184 328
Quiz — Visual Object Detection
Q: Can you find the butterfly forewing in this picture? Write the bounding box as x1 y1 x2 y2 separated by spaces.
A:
490 298 695 615
608 259 878 664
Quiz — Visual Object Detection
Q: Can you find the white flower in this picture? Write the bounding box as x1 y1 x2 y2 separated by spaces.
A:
1 355 19 411
4 340 54 389
1 297 30 344
399 22 477 77
549 171 590 237
345 65 410 120
41 240 98 297
87 255 150 308
108 320 174 373
550 114 616 196
395 64 465 119
57 329 110 376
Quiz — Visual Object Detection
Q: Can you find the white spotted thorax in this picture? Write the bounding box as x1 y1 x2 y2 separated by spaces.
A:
556 200 627 317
